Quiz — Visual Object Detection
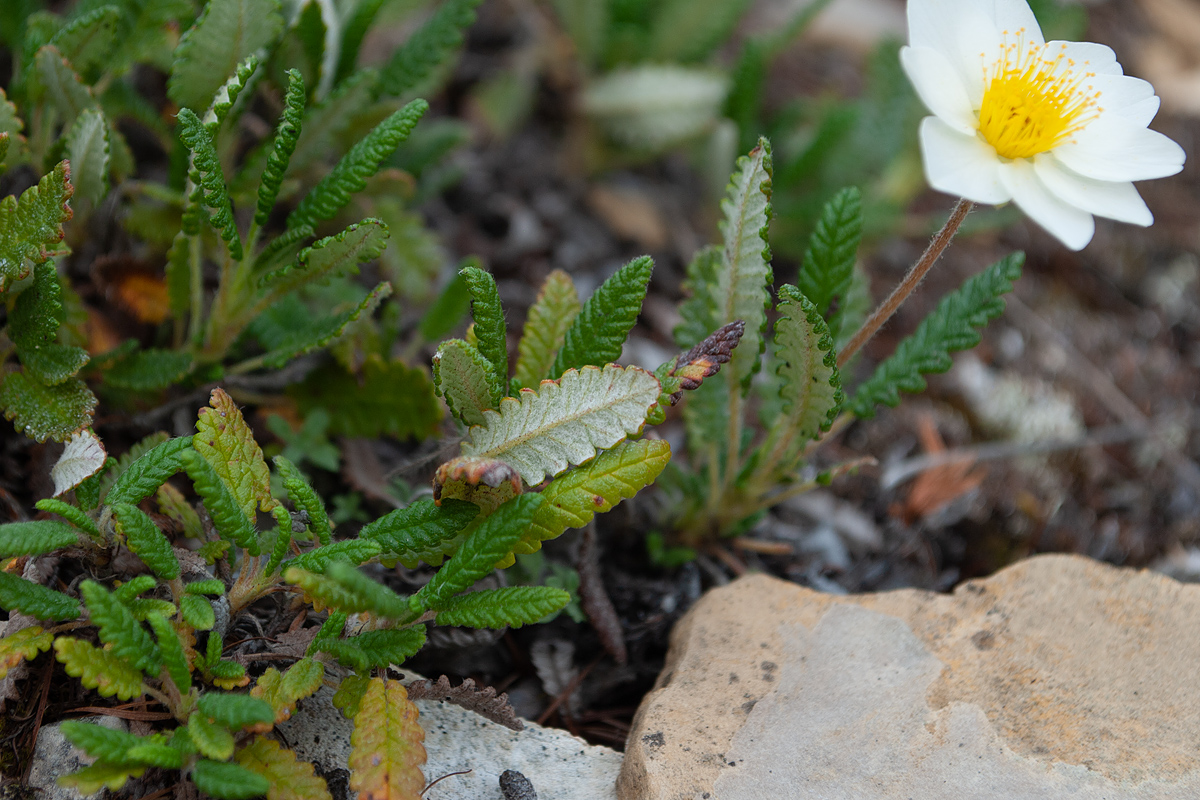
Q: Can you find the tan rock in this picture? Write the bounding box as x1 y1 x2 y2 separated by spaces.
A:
620 554 1200 799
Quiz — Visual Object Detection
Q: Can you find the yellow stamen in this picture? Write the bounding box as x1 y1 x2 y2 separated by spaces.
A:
977 32 1102 160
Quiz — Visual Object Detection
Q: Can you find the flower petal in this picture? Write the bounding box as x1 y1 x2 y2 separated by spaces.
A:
907 0 1003 106
1051 40 1122 76
1035 155 1153 226
1091 74 1156 113
998 159 1095 250
900 46 976 134
1055 117 1186 182
919 116 1010 204
980 0 1045 43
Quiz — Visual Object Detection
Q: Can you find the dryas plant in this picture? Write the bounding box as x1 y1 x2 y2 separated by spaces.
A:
0 0 485 445
667 138 1024 544
0 252 734 796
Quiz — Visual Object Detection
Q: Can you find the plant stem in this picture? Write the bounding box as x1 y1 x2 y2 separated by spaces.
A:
837 198 974 368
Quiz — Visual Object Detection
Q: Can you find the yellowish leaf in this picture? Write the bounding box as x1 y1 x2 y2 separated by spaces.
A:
194 388 277 519
235 736 332 800
0 626 53 678
349 678 426 800
251 658 325 723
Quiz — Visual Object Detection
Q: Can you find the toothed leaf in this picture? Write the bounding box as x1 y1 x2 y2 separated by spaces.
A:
250 658 325 723
796 186 863 343
459 266 508 401
285 562 409 618
35 498 101 539
58 762 145 794
0 520 79 558
377 0 482 97
195 387 277 520
287 100 428 231
198 692 275 731
765 285 843 451
111 503 180 580
253 282 392 371
255 69 306 225
148 612 191 694
193 758 269 800
180 448 260 556
104 349 195 391
107 436 192 506
181 594 217 631
292 356 442 440
0 626 53 679
348 678 426 800
358 498 479 568
0 571 80 619
64 108 110 206
273 455 332 545
53 637 143 699
36 46 97 124
461 365 660 486
178 108 243 260
0 159 73 292
433 338 493 426
169 0 284 112
850 252 1024 418
0 373 96 443
550 256 652 379
260 219 389 297
512 269 579 390
188 712 236 761
210 55 258 128
283 539 382 576
50 6 120 76
235 736 332 800
435 586 569 628
80 579 159 674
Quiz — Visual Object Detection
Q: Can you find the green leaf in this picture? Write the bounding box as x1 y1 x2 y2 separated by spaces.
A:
123 741 184 769
418 269 471 341
188 713 236 761
60 720 152 764
253 225 315 275
675 246 723 349
649 0 751 63
372 205 443 303
0 626 53 679
0 520 79 558
235 736 332 800
178 108 243 260
168 0 284 112
292 356 442 440
104 348 194 391
433 339 493 426
0 89 25 169
716 138 773 385
435 586 568 628
111 503 180 580
252 282 392 371
850 252 1025 418
282 538 381 575
512 269 579 390
0 373 96 443
58 762 145 794
250 658 324 723
11 262 88 386
112 575 157 605
107 436 192 506
414 494 542 611
795 187 863 343
148 612 191 694
315 627 426 671
359 498 479 568
461 364 661 485
210 54 259 129
53 637 143 699
180 448 260 556
274 455 332 545
0 160 73 292
199 692 275 731
186 579 225 596
459 266 508 402
254 69 306 227
377 0 482 97
550 256 652 379
194 387 277 520
332 674 371 718
523 438 670 550
763 285 843 453
287 99 428 231
64 107 110 207
260 219 389 298
36 45 97 124
0 570 81 619
80 579 160 674
34 498 101 540
49 6 120 76
285 561 409 618
181 592 217 631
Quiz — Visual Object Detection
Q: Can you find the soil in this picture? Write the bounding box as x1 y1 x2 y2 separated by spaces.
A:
4 0 1200 785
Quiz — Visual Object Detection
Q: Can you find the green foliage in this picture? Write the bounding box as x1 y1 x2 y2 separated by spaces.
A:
849 253 1025 418
181 448 260 555
112 503 180 580
419 270 472 341
0 520 78 558
169 0 283 112
461 364 661 485
795 187 864 343
255 69 306 226
192 758 270 800
181 593 217 630
377 0 483 97
649 0 752 64
188 710 236 760
64 107 110 207
252 282 393 371
287 99 428 231
178 108 243 260
80 579 160 674
106 436 192 506
105 349 194 391
11 262 89 386
274 455 332 545
0 570 81 619
250 658 324 723
0 159 72 292
235 736 332 800
286 561 409 619
53 636 144 699
414 494 542 611
0 626 53 678
460 266 509 401
433 338 494 426
315 627 426 670
32 498 102 543
293 356 442 440
435 586 570 628
147 612 191 694
260 219 390 298
198 693 275 731
0 371 95 442
60 720 156 764
283 538 381 574
551 256 652 378
358 498 479 568
513 270 579 390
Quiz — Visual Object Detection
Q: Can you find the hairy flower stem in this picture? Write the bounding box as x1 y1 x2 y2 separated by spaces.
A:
837 198 974 368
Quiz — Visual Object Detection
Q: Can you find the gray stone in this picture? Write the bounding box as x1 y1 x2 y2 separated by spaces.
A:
29 716 128 800
281 681 621 800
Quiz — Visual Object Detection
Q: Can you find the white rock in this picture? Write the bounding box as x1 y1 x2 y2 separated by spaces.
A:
280 683 622 800
29 716 128 800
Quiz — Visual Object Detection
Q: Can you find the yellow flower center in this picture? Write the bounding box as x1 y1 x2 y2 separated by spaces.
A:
977 35 1102 160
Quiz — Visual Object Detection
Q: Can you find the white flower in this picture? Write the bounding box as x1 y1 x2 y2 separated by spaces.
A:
901 0 1186 250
